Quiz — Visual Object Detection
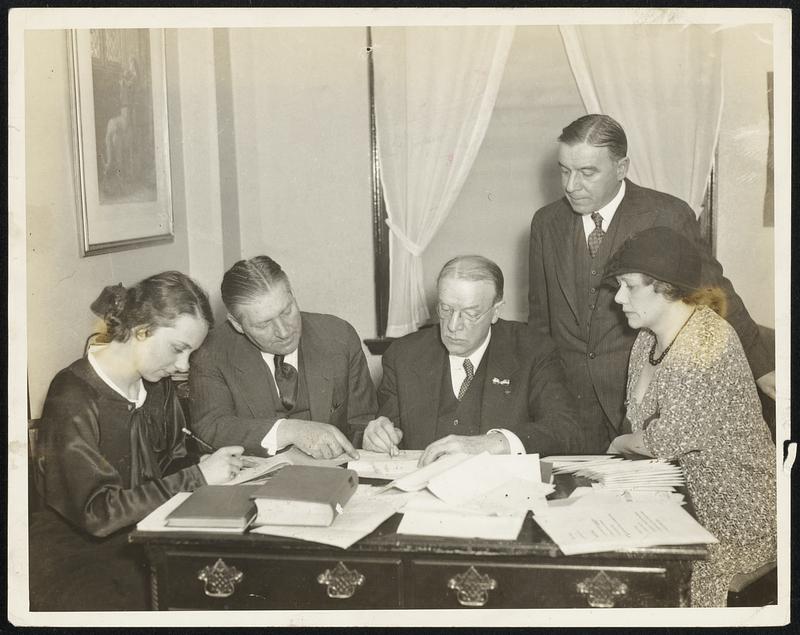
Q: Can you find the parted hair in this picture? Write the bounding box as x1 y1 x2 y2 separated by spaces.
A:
558 114 628 161
642 275 728 318
90 271 213 343
437 255 504 303
221 255 291 318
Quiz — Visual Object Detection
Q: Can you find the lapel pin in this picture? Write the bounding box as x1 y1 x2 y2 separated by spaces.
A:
492 377 511 386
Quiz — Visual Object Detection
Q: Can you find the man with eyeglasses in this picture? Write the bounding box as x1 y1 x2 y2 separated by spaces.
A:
364 255 582 466
189 255 375 460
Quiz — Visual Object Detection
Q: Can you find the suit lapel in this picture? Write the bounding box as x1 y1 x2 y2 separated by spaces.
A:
410 328 446 448
550 199 581 323
605 180 658 258
298 315 334 422
230 325 280 417
479 322 520 434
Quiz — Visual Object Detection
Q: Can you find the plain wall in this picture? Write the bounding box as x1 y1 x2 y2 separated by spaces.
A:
715 25 775 328
225 28 379 378
25 30 192 418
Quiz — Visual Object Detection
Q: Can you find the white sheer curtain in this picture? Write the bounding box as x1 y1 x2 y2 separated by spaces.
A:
373 26 515 337
559 25 724 217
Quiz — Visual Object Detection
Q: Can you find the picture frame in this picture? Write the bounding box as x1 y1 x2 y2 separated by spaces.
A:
68 28 173 256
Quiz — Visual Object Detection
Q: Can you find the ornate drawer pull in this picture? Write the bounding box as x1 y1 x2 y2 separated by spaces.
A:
197 558 244 598
317 561 365 599
576 570 628 608
447 566 497 607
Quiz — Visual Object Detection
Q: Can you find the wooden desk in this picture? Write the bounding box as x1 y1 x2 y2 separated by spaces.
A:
130 475 708 610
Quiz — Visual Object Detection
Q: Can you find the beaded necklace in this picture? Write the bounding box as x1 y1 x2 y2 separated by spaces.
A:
648 308 697 366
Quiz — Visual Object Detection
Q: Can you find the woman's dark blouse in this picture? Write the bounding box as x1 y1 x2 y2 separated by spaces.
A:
37 357 206 537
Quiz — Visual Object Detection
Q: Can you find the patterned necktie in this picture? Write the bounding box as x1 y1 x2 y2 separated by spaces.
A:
457 358 475 401
274 355 298 411
587 212 605 258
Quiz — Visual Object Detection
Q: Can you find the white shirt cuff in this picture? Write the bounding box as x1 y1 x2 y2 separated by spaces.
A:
260 419 287 455
488 428 525 455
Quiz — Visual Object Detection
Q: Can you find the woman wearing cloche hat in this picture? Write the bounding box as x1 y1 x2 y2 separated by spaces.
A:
604 225 776 607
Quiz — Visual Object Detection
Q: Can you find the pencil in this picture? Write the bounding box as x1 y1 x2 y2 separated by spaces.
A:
181 427 217 452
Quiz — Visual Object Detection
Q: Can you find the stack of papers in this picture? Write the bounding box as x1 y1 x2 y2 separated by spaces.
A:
548 456 685 492
533 501 717 555
391 453 554 541
229 446 350 486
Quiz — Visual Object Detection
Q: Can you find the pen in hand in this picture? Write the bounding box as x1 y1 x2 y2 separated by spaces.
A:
181 427 217 453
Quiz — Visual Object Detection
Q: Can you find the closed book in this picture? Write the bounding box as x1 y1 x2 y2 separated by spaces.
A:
251 466 358 527
165 485 259 531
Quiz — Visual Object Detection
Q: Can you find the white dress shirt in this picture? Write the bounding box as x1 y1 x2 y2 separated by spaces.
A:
259 348 299 455
87 347 147 408
581 179 626 242
448 329 525 455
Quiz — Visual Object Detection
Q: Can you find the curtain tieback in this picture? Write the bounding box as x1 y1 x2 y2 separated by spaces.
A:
384 218 424 257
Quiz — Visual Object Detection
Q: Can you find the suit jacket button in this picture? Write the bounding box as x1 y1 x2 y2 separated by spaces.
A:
588 352 596 359
454 419 459 426
589 287 597 294
591 269 597 276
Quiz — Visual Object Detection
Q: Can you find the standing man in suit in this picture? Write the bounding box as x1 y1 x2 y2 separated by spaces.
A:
528 114 775 453
190 255 376 459
364 255 582 466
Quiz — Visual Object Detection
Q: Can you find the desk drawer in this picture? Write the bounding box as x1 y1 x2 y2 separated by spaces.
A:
410 559 686 608
160 551 402 609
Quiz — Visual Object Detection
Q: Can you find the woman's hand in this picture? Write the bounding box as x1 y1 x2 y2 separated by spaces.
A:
607 431 651 456
198 446 245 484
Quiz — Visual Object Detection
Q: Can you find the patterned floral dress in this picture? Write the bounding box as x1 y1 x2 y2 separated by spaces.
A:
625 306 776 607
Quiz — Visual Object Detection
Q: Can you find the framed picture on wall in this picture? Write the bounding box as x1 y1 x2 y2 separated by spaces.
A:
68 28 173 256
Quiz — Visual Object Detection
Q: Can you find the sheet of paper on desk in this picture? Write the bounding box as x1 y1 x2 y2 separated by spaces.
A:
426 453 542 506
533 502 717 555
397 493 526 540
226 447 349 486
249 485 415 549
347 450 423 479
567 486 685 506
381 453 471 492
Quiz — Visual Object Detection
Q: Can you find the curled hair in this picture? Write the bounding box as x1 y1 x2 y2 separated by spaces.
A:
221 255 291 319
558 114 628 161
437 255 504 303
642 275 728 318
90 271 213 343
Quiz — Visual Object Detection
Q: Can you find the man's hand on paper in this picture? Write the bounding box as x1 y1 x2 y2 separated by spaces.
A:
756 371 776 400
606 431 651 456
363 416 403 456
418 433 509 467
278 419 359 460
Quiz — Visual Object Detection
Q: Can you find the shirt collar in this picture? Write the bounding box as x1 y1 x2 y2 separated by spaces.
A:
261 347 299 370
582 179 626 232
87 347 147 408
448 327 492 372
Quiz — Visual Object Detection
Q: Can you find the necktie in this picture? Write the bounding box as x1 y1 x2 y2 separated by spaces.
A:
457 358 475 401
587 212 605 258
274 355 298 411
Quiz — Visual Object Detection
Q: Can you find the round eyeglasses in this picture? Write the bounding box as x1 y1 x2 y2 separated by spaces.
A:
436 303 496 325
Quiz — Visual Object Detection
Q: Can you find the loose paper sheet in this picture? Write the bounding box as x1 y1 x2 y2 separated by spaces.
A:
347 449 423 479
533 502 718 555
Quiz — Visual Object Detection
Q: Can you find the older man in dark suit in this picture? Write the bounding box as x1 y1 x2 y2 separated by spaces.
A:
529 114 775 453
189 256 376 459
364 255 582 466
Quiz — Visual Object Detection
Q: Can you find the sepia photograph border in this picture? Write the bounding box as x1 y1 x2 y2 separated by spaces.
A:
69 28 174 256
8 7 793 629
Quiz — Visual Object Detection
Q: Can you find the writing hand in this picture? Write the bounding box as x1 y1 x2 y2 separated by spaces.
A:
363 416 403 456
198 445 245 484
279 419 359 460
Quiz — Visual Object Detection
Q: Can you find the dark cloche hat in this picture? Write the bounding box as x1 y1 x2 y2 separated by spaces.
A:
604 226 702 290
